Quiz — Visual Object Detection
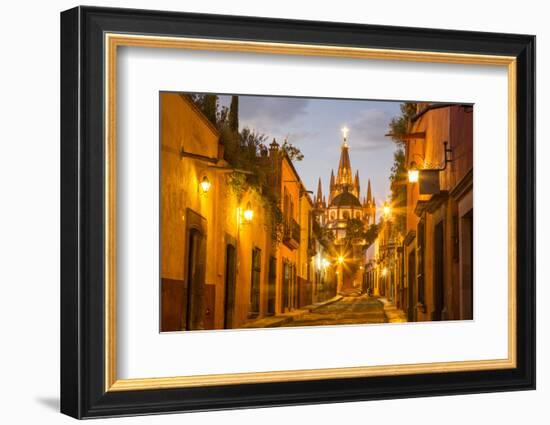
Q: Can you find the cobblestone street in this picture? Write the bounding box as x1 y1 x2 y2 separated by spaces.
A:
283 294 387 327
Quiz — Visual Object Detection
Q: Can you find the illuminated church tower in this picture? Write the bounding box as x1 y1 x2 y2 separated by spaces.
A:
314 127 376 240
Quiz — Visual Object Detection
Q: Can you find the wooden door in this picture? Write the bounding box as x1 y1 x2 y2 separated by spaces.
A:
408 250 416 322
184 209 207 331
224 243 236 329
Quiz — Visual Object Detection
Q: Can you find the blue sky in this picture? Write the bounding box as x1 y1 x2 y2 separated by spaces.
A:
219 94 402 205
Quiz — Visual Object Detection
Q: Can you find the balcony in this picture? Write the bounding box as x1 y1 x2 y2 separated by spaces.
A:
283 218 301 250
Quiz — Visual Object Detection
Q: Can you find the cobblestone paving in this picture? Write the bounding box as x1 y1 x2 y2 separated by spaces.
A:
282 294 387 327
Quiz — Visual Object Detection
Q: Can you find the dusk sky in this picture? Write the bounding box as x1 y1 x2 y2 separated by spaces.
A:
218 94 402 206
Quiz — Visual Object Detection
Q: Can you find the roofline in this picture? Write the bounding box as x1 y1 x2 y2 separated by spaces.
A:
175 93 221 139
411 102 473 123
281 152 313 204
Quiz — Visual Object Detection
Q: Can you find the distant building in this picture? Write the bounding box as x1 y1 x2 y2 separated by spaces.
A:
313 130 376 292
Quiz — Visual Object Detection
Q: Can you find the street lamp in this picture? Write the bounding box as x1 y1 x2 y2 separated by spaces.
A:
199 175 211 193
337 255 345 265
406 141 453 190
407 162 419 183
382 202 392 219
243 202 254 223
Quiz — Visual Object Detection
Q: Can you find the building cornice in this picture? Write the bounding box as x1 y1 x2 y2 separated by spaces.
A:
449 168 473 201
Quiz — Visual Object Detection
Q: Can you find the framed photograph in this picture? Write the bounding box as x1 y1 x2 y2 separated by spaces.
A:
60 6 535 419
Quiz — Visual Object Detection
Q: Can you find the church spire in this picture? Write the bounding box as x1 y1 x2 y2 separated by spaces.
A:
316 178 323 205
329 170 335 203
342 126 349 147
366 179 372 204
336 127 353 186
354 170 360 197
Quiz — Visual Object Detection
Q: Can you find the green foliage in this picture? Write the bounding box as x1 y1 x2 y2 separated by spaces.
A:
344 218 365 242
389 148 407 202
187 93 219 125
317 226 335 247
227 172 247 203
229 96 239 133
387 103 417 233
202 95 218 125
227 171 284 245
343 220 379 248
388 102 418 145
281 139 304 162
188 94 304 245
364 223 380 246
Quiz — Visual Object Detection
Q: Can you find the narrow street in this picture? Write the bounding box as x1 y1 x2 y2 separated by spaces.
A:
283 294 387 327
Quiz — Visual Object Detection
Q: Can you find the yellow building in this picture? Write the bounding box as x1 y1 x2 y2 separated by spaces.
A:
265 140 304 313
297 187 321 307
160 93 275 331
160 93 359 330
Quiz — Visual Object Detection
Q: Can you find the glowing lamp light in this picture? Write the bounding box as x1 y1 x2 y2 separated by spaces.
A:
200 175 211 193
381 267 388 277
382 202 392 218
322 258 330 269
337 256 345 265
243 202 254 223
408 162 419 183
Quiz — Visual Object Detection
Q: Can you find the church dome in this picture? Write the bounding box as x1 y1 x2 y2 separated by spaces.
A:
330 189 362 208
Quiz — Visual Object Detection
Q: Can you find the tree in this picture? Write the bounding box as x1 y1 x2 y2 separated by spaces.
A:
201 95 218 125
387 103 417 232
229 96 239 133
186 93 304 244
186 93 219 126
343 219 379 248
388 102 418 145
281 139 304 162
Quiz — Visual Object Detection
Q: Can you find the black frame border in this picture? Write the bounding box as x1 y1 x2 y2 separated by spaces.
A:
60 6 535 419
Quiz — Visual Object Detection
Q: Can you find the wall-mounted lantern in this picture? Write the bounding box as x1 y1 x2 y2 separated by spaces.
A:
199 175 211 193
407 162 419 183
407 141 452 195
243 202 254 223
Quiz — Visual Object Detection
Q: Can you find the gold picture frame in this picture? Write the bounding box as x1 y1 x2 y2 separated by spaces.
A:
61 6 534 419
